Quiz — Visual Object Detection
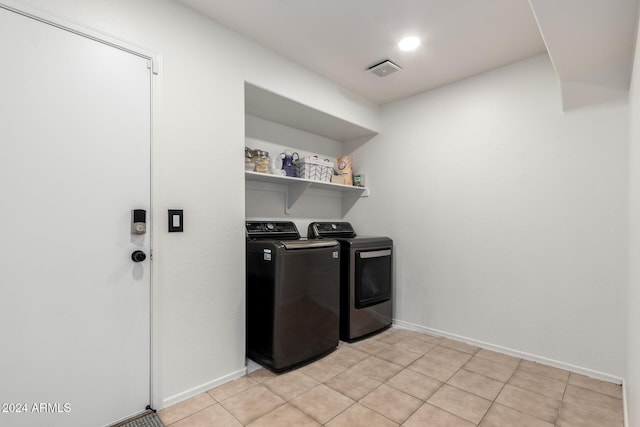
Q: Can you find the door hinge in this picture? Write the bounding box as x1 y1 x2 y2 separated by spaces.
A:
147 59 159 75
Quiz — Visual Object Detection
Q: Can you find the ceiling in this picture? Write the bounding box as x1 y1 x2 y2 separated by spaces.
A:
177 0 638 108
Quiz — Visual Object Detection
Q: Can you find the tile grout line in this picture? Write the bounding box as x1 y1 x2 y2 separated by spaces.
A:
474 357 521 426
559 382 626 424
160 395 218 426
168 400 218 426
482 358 577 426
432 345 488 426
557 370 570 424
341 339 447 425
352 361 429 426
409 343 482 425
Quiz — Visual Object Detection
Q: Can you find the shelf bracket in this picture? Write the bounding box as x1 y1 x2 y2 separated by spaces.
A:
341 187 368 216
285 182 311 214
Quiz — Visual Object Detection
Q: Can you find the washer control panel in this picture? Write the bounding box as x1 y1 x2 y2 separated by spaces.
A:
308 222 356 238
246 221 300 240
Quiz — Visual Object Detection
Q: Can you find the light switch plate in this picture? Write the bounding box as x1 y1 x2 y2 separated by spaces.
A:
168 209 183 232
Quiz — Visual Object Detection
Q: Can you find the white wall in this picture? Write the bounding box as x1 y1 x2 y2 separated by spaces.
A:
346 54 629 379
10 0 379 408
626 9 640 426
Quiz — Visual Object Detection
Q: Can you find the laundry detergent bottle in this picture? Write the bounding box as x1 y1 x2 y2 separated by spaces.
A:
282 151 298 177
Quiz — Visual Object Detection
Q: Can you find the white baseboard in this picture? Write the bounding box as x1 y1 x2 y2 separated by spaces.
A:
392 319 624 385
161 367 247 409
622 379 629 427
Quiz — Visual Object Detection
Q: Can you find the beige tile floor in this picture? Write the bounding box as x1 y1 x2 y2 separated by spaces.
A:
158 328 624 426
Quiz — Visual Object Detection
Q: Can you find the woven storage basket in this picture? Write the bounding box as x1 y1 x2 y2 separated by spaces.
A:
295 157 334 182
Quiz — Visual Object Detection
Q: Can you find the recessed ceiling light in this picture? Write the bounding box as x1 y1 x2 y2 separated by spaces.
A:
398 36 421 51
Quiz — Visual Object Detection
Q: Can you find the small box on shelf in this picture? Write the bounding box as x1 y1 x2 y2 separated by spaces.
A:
331 174 350 185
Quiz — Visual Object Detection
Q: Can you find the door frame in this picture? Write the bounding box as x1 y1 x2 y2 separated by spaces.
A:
0 0 162 415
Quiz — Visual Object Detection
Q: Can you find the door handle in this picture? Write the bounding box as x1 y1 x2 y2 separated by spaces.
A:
131 250 147 263
358 249 392 259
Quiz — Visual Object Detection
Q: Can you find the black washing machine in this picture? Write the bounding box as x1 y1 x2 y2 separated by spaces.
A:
308 222 393 342
246 221 340 372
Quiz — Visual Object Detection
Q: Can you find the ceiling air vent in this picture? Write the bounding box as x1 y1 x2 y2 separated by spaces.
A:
367 60 402 77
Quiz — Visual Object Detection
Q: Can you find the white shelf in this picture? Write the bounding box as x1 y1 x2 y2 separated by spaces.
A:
244 83 375 216
245 83 378 142
245 171 369 214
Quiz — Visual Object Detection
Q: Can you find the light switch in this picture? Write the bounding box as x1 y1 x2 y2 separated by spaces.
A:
168 209 183 232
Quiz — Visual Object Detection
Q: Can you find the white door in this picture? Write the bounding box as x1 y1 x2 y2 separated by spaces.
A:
0 7 151 427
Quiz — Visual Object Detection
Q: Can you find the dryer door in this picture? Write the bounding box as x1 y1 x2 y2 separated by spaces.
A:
354 249 392 309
